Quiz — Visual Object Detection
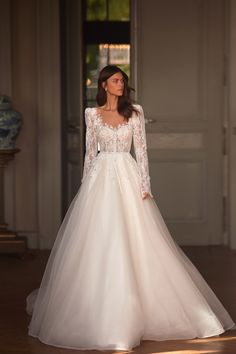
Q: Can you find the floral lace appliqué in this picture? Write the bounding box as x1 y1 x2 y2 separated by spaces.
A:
96 110 130 131
81 105 153 198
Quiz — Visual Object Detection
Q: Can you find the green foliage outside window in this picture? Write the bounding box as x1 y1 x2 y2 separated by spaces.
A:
86 0 130 21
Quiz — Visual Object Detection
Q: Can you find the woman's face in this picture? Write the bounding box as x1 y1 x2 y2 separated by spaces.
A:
104 72 124 97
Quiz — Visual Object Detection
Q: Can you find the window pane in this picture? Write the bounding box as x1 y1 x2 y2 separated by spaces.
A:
108 0 130 21
86 45 100 106
99 44 130 75
86 0 130 21
86 0 106 21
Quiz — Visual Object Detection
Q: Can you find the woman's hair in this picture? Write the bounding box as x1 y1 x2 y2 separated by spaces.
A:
96 65 138 120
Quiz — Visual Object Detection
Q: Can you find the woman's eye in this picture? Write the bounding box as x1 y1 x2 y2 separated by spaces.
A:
111 79 124 84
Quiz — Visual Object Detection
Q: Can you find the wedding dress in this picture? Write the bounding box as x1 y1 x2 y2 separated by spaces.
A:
26 104 235 351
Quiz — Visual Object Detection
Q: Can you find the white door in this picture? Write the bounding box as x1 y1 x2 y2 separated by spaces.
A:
132 0 225 245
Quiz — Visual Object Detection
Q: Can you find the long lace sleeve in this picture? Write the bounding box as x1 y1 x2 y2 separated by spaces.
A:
132 105 153 198
81 108 98 183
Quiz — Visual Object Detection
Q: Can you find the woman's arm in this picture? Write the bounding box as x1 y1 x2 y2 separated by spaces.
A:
81 108 98 183
132 104 153 199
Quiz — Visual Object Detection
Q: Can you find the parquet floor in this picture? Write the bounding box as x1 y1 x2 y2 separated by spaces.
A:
0 246 236 354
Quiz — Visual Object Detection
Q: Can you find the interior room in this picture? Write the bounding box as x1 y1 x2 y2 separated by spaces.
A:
0 0 236 353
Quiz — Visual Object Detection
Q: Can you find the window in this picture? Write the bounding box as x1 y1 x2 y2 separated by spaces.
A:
83 0 130 107
86 0 130 21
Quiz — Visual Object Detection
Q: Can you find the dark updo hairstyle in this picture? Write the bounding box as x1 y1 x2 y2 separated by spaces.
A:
96 65 138 120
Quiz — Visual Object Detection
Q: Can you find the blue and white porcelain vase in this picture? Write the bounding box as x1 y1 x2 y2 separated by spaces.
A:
0 95 23 149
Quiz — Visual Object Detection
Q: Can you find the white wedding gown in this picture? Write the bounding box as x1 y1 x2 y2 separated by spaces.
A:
26 104 235 351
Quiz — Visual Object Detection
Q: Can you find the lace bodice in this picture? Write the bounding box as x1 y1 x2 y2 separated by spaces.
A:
81 104 153 198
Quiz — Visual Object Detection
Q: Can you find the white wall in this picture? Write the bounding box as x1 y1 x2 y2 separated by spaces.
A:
0 0 61 249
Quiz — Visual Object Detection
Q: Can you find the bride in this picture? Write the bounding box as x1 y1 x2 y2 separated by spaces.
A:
26 65 235 351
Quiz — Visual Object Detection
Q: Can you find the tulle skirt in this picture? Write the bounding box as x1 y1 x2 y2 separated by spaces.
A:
26 151 235 351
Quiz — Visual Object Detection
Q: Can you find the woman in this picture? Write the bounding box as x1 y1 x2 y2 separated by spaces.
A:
27 65 235 351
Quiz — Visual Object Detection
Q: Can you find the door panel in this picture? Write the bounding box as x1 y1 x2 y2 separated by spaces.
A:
61 0 84 214
132 0 224 244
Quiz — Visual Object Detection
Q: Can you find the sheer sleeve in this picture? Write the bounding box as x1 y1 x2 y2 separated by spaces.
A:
81 108 98 183
132 104 154 198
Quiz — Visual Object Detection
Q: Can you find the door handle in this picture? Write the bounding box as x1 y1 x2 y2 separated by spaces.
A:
145 118 157 124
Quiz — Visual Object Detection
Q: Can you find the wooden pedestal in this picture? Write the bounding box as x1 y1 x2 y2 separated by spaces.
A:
0 149 27 254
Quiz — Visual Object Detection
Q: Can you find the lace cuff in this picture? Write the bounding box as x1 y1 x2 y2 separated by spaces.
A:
81 108 98 183
132 105 153 198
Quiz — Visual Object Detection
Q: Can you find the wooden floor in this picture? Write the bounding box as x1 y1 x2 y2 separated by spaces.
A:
1 246 236 354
